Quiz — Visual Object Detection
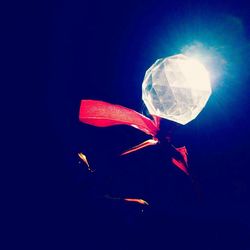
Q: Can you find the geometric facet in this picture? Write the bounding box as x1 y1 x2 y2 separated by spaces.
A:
142 54 212 125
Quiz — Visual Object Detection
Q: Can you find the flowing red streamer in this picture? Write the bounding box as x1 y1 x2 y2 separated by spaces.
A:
79 100 189 175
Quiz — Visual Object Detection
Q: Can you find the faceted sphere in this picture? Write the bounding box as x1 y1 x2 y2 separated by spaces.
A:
142 54 212 125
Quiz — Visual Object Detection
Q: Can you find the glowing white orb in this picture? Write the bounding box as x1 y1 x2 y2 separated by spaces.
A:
142 54 212 125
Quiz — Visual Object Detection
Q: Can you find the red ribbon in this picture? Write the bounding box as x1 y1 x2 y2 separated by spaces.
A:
79 100 189 175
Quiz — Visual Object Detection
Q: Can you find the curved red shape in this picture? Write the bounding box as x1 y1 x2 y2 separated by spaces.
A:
172 146 189 175
124 198 149 205
79 100 159 136
79 99 189 175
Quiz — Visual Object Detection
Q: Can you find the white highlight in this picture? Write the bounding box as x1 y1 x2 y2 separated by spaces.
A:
176 57 211 91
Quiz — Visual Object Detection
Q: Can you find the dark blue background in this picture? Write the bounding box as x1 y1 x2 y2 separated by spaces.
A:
8 0 250 249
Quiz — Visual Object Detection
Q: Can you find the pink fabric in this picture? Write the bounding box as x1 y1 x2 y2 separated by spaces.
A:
79 100 189 175
172 146 189 175
79 100 158 136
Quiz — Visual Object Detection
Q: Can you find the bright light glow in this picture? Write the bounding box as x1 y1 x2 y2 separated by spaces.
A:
181 42 227 89
176 57 211 90
142 54 212 125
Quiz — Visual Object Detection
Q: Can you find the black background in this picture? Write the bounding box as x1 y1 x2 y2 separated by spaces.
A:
5 0 250 249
